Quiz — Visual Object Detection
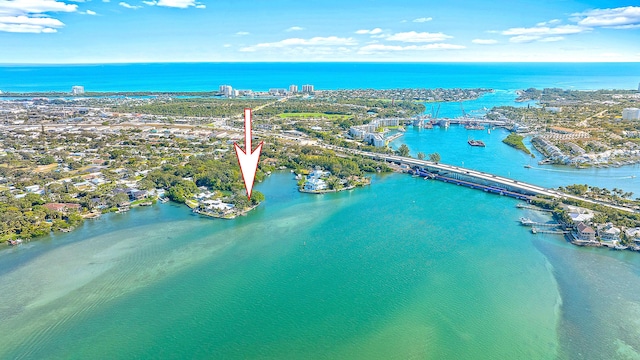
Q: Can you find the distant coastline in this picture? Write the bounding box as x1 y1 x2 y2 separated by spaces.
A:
1 62 639 93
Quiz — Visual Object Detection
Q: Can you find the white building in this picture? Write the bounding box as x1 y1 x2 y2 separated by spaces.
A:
219 85 234 97
304 178 327 191
567 205 594 223
626 227 640 243
71 86 85 95
598 223 621 242
622 108 640 121
289 85 298 93
302 84 314 93
269 88 287 96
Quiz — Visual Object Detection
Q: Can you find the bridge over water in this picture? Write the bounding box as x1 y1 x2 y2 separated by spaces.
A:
325 146 636 214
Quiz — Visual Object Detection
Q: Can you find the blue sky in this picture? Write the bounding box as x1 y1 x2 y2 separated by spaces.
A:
0 0 639 63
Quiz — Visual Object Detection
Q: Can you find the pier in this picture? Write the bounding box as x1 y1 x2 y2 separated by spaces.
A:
519 218 562 227
516 204 553 212
531 228 569 235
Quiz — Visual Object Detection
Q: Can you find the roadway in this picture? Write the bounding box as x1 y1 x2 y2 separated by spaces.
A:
320 145 637 214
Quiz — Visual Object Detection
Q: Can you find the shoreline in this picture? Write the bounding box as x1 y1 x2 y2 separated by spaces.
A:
192 203 260 219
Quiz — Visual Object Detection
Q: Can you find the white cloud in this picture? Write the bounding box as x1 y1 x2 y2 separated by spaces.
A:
0 0 77 16
355 28 382 35
386 31 452 43
358 43 464 54
502 23 588 43
538 36 564 42
119 2 141 9
240 36 357 52
502 24 586 36
573 6 640 28
413 17 432 23
0 0 76 33
286 26 304 32
509 35 541 43
143 0 205 8
85 9 96 15
536 19 561 27
235 31 250 36
0 15 64 32
472 39 498 45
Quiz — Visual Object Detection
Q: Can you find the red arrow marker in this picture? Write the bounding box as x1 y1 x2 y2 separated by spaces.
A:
234 108 264 199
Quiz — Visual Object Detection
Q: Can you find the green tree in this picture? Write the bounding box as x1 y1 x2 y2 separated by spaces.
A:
37 155 56 165
429 152 441 163
397 144 410 157
250 190 265 205
417 152 426 160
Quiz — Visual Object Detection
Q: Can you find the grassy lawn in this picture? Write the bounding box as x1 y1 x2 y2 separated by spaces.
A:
34 163 58 173
277 112 349 120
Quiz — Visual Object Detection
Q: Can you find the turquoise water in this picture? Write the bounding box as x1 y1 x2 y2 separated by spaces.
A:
0 174 557 359
391 125 640 195
391 91 640 195
1 172 640 359
1 62 639 92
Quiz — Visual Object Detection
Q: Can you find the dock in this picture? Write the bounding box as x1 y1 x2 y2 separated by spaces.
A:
519 217 562 227
516 204 553 212
531 227 569 235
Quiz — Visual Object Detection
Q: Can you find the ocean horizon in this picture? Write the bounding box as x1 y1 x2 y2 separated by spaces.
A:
1 62 639 93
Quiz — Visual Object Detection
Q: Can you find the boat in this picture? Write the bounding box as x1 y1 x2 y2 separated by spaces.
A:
519 217 534 225
7 239 23 246
524 165 532 169
614 245 628 250
468 139 486 147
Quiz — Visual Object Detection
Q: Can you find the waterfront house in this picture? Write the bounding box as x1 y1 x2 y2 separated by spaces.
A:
308 170 330 179
598 223 621 242
576 222 596 242
567 206 594 223
304 178 327 191
625 228 640 243
201 199 234 212
43 203 81 214
129 190 148 201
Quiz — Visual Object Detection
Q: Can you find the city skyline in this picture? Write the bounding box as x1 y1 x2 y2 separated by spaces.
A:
0 0 639 63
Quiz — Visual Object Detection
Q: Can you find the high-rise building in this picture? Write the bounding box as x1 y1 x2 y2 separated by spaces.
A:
622 108 640 120
71 86 85 95
302 84 314 93
289 85 298 93
219 85 234 97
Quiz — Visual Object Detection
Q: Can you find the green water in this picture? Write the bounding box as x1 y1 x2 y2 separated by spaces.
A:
4 75 640 359
1 172 639 359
